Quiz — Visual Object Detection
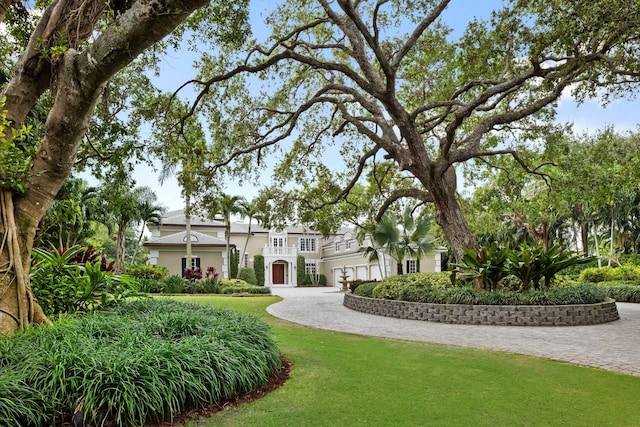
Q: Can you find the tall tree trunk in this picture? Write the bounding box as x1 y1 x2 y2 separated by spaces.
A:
580 216 589 256
0 190 50 334
185 193 192 275
426 167 479 262
238 220 252 279
609 202 615 267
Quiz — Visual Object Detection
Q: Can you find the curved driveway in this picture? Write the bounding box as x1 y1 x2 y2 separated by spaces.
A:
267 287 640 377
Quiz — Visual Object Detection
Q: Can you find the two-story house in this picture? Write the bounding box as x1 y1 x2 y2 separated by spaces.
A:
144 210 443 287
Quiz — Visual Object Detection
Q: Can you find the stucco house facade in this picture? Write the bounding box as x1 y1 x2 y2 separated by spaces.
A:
144 210 443 288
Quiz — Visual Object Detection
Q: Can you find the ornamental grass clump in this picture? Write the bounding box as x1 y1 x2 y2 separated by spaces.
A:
0 299 281 426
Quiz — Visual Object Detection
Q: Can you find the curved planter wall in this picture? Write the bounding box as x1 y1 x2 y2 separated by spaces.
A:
343 293 619 326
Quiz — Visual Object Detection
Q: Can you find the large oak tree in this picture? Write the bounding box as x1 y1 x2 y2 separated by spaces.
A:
0 0 247 333
182 0 640 263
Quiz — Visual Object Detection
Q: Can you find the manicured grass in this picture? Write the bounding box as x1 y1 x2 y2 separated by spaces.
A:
172 295 640 427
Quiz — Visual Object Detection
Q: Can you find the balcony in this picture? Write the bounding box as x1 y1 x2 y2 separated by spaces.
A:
262 246 297 257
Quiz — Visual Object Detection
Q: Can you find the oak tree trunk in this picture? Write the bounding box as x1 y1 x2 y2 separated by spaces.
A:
426 167 479 263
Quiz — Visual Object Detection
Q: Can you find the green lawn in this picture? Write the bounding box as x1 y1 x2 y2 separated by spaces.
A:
170 295 640 427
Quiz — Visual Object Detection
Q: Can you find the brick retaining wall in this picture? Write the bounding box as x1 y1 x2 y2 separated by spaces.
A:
343 293 619 326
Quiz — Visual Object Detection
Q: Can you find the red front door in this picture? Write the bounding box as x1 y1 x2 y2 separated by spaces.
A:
272 264 285 284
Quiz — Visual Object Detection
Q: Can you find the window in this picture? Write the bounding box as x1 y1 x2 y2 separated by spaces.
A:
346 240 352 250
305 263 317 274
181 256 200 277
335 242 341 252
243 253 249 268
300 237 316 252
406 259 417 274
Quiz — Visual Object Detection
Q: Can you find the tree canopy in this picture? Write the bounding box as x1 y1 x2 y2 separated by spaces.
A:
167 0 640 262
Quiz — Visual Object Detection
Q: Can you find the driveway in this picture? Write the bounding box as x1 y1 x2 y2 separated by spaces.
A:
267 287 640 376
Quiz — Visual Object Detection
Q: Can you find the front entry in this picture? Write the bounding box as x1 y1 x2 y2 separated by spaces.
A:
272 263 285 284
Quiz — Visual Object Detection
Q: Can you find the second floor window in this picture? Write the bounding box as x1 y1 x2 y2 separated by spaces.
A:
300 237 316 252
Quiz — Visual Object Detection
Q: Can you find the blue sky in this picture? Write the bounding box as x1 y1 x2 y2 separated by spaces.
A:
135 0 639 212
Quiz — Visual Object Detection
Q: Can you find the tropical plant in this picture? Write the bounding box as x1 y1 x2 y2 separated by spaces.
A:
131 198 165 262
204 193 246 278
365 205 435 275
452 243 511 291
30 245 135 315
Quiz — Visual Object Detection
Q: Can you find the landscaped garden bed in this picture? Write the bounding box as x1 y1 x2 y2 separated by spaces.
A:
344 293 619 326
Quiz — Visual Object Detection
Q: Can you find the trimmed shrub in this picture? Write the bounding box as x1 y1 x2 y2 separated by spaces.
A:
220 285 271 295
396 283 607 305
220 278 251 287
0 299 280 426
240 267 257 285
229 248 239 279
296 255 305 285
372 272 454 300
128 264 170 280
579 265 640 283
352 281 378 298
254 255 265 286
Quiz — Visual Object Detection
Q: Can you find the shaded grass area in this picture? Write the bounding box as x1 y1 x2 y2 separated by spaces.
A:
173 295 640 427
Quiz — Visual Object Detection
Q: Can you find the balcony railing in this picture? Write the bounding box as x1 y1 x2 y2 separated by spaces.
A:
262 246 297 256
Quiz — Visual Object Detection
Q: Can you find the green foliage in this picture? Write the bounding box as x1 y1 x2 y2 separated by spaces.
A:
30 245 137 316
372 272 455 300
161 275 187 293
453 243 510 291
220 278 251 287
135 278 164 293
352 281 378 298
220 284 271 295
229 248 239 279
296 255 305 285
454 243 593 291
0 299 280 426
599 284 640 303
301 273 327 287
397 283 607 306
199 277 222 294
621 254 640 266
254 255 265 286
579 265 640 283
0 97 34 193
239 267 257 285
128 264 170 280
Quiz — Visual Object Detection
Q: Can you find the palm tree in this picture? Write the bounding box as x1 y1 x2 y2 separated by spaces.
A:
236 199 266 279
370 205 435 275
205 193 246 278
131 198 165 263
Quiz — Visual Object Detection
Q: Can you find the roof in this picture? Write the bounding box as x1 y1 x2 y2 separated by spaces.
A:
160 210 224 227
144 230 229 247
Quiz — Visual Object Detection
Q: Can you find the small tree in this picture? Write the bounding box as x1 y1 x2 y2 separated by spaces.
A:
254 255 265 286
